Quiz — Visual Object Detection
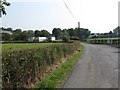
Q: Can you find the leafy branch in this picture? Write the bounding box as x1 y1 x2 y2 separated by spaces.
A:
0 0 10 17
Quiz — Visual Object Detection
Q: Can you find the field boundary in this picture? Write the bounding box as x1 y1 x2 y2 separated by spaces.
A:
34 44 84 88
88 38 120 48
2 41 81 88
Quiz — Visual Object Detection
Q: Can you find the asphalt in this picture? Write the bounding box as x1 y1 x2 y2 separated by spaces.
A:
63 43 118 88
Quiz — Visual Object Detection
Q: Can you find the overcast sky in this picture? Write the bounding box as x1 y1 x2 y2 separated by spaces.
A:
1 0 119 33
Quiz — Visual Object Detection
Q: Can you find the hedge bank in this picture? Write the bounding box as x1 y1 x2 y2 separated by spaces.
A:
2 41 80 88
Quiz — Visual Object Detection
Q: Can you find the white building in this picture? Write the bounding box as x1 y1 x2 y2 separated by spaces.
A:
51 37 55 41
28 37 47 42
28 37 56 42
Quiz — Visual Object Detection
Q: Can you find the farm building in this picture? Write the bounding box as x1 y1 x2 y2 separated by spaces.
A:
51 37 55 41
28 37 56 42
28 37 47 42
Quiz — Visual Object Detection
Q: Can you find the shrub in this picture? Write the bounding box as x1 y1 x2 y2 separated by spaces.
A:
62 35 69 42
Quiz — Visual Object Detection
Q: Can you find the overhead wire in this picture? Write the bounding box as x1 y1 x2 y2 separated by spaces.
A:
62 0 78 22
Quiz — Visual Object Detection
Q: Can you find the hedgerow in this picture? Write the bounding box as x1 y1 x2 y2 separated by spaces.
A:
2 41 80 88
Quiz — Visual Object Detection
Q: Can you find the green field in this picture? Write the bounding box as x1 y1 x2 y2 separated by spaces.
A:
2 43 61 52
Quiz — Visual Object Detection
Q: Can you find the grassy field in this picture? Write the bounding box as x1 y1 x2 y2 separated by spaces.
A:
2 43 61 52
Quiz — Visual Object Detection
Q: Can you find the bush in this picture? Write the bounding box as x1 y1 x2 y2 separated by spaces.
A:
62 35 69 42
2 41 80 88
70 36 79 40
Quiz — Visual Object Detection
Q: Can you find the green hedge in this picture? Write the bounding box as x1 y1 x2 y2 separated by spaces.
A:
2 41 80 88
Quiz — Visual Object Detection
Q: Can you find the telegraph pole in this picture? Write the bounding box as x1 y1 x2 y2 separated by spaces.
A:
78 22 80 29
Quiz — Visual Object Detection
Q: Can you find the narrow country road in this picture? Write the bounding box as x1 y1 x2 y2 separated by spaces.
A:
63 43 118 88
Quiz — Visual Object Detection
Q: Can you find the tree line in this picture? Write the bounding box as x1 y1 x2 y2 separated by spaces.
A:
52 28 90 41
1 28 51 41
1 27 91 42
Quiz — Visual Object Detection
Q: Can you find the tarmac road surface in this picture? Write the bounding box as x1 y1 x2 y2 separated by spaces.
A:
63 43 118 88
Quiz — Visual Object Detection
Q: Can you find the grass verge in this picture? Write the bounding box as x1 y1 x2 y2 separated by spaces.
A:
34 44 84 89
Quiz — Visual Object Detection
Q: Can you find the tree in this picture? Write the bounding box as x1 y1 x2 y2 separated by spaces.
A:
40 30 51 37
13 29 22 34
13 29 22 41
0 0 11 17
68 28 75 37
28 30 34 37
19 31 29 41
6 27 13 32
82 29 91 38
2 33 12 41
62 29 70 42
62 35 69 42
113 26 120 37
109 31 113 34
108 31 113 38
34 30 40 37
75 28 82 40
52 28 62 40
74 28 90 41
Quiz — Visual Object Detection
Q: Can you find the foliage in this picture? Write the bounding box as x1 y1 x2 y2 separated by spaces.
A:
62 35 69 42
62 30 70 42
34 30 40 37
113 26 120 37
2 41 80 88
37 44 83 88
1 26 91 42
40 30 51 37
1 28 51 41
88 38 120 47
34 30 51 37
52 28 63 40
89 26 120 39
2 33 12 41
68 28 76 37
0 0 10 17
52 27 91 41
70 36 79 40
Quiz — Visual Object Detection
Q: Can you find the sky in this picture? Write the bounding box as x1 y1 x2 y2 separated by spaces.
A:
0 0 119 33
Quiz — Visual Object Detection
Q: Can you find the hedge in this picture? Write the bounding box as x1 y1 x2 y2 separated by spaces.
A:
2 41 80 88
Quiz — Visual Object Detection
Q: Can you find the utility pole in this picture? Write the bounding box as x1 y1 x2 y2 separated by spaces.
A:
78 22 80 29
0 0 2 17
